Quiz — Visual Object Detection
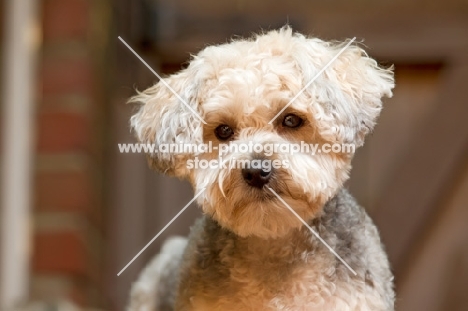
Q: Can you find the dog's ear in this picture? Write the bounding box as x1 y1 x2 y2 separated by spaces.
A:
296 38 394 147
129 69 204 177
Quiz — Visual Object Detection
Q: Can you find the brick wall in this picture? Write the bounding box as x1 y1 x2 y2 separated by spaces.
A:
32 0 109 307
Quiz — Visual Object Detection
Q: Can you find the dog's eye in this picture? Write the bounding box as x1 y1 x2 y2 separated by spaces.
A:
282 114 303 128
215 124 234 140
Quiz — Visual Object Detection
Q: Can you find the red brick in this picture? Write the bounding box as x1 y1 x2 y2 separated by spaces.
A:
43 0 89 42
33 231 87 276
35 170 91 212
42 57 93 96
36 112 90 153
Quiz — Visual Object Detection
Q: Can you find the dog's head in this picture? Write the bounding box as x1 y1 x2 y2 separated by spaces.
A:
130 27 394 238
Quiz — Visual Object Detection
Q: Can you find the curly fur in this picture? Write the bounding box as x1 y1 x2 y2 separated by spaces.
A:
127 27 395 310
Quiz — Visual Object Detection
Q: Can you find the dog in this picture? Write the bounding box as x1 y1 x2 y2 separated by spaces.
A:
127 27 395 311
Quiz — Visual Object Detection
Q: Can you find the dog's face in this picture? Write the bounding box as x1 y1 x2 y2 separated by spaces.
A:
130 28 394 239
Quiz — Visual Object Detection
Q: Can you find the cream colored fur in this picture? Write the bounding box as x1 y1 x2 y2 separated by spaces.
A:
127 27 395 310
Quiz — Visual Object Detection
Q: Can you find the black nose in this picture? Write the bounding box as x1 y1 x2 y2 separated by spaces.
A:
242 168 272 188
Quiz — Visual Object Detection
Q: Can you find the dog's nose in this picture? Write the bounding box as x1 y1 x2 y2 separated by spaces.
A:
242 168 272 188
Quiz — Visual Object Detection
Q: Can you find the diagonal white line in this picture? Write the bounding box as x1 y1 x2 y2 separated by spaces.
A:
268 37 356 124
118 36 207 125
267 187 357 275
117 188 206 276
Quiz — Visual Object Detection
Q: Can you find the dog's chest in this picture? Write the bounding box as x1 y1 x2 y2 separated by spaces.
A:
185 250 355 311
190 267 350 311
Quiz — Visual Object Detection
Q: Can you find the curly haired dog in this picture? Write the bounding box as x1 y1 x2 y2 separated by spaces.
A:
127 27 395 311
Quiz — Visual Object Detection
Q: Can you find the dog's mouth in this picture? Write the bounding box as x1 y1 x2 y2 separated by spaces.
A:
211 183 318 239
256 175 309 199
198 167 327 238
222 166 311 204
246 186 277 202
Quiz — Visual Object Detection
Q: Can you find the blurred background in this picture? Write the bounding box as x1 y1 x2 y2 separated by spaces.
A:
1 0 467 310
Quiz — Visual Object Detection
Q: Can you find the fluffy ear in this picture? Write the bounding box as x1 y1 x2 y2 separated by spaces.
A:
295 37 394 147
129 70 204 177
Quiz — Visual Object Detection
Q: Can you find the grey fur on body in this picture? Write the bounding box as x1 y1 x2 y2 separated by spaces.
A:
138 188 393 310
